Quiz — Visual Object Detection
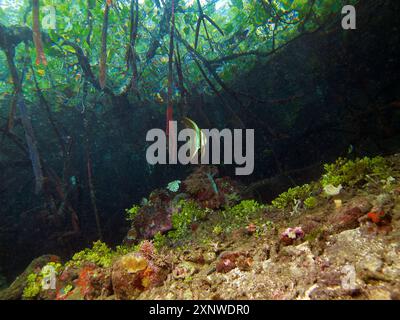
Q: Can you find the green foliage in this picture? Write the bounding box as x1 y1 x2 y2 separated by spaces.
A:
228 200 266 219
22 262 62 300
212 225 224 235
63 284 73 295
153 232 167 250
271 184 314 209
41 262 62 276
211 200 266 233
321 157 391 187
125 205 141 221
0 0 347 110
304 196 318 209
269 156 392 211
224 192 241 208
67 241 116 268
67 241 131 269
168 200 207 240
252 220 275 238
114 245 131 257
22 273 41 300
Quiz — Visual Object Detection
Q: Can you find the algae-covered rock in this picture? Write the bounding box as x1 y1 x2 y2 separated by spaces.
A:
216 251 252 273
0 255 60 300
57 263 113 300
172 262 199 280
111 252 169 300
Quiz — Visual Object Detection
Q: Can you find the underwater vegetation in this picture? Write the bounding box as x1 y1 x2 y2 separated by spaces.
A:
321 156 392 188
271 184 317 210
169 200 208 240
23 262 62 299
125 205 141 221
123 156 393 244
270 157 393 214
123 156 395 250
0 0 399 301
0 153 397 300
66 241 130 269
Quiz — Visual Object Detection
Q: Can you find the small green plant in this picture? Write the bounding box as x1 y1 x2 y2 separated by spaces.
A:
214 200 266 233
321 156 391 187
271 184 314 210
115 245 131 256
212 225 224 235
153 232 167 249
228 200 265 219
22 273 41 299
304 196 318 209
168 200 207 240
63 284 73 295
254 220 275 238
224 192 241 208
125 204 141 221
67 241 115 268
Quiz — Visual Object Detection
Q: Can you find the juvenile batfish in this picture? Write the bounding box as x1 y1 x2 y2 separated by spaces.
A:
181 117 207 161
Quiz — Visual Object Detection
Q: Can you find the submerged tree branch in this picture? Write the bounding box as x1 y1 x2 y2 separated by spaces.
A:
99 1 111 89
32 0 47 65
4 50 44 194
145 0 173 61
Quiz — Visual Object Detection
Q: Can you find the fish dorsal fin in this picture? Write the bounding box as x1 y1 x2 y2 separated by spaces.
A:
181 117 207 160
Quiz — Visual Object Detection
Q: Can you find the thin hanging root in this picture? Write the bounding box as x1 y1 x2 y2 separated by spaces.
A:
193 58 245 129
32 0 47 66
82 82 103 240
166 0 175 136
99 1 111 89
175 43 188 116
203 14 224 36
7 91 18 132
87 152 103 240
128 0 139 91
194 17 202 49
